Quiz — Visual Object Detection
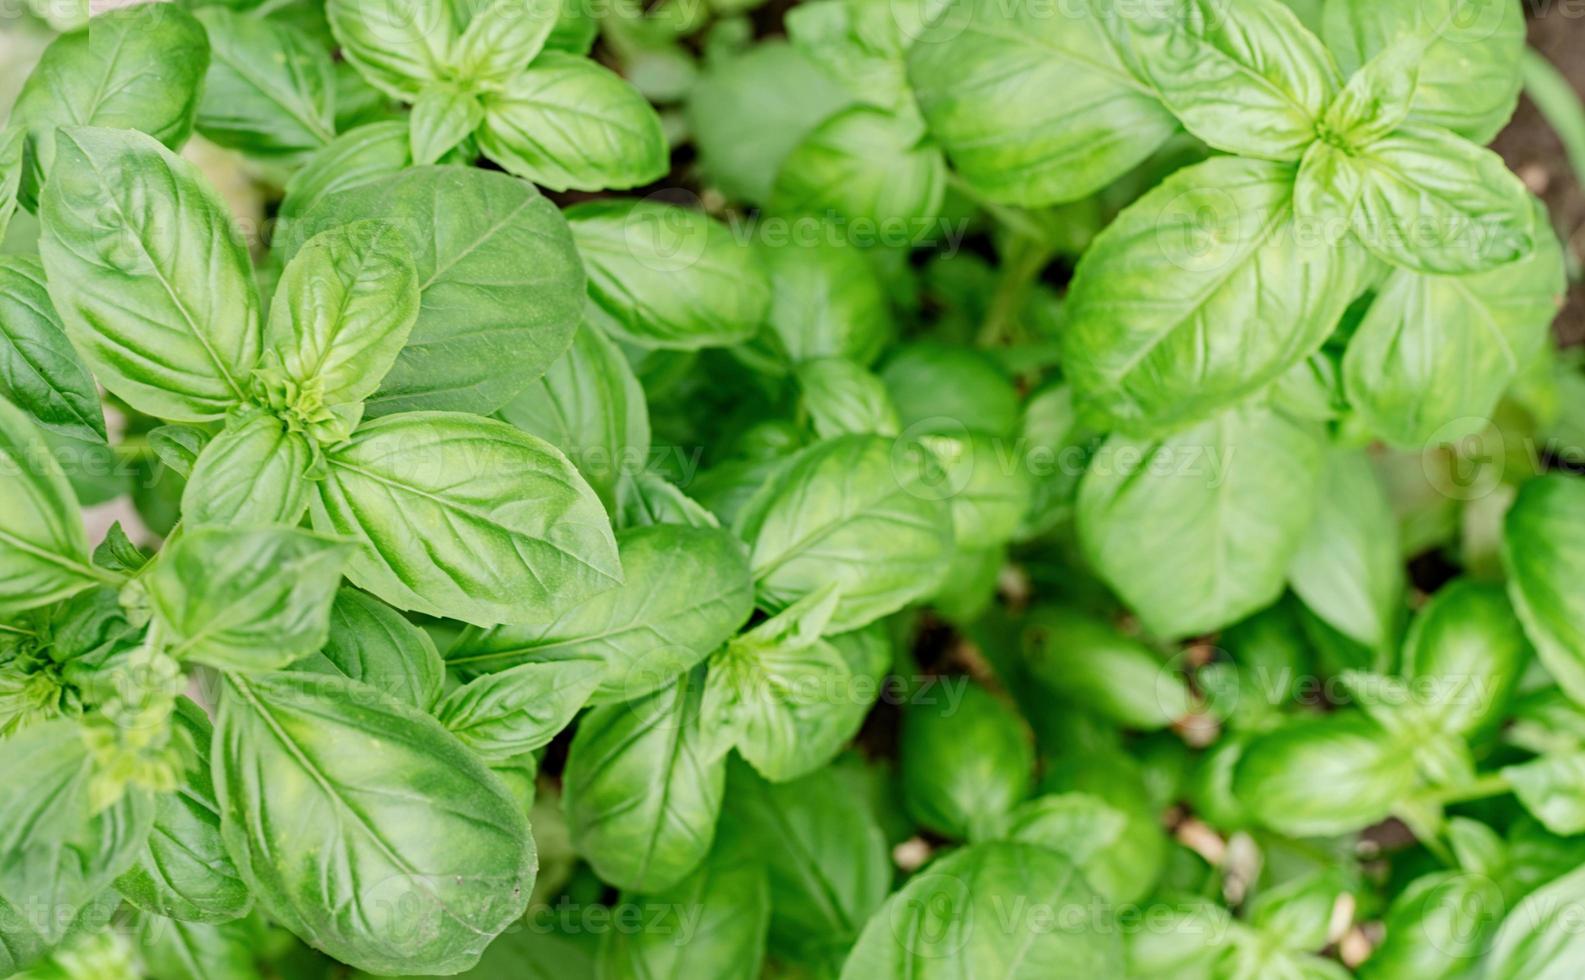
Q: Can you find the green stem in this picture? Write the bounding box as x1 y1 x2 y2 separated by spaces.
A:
946 172 1054 245
977 233 1052 347
1522 48 1585 280
1428 771 1512 807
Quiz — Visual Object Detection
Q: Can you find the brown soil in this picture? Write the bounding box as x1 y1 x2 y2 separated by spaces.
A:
1495 8 1585 345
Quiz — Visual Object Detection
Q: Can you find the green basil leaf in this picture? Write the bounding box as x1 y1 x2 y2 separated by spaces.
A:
1061 156 1367 432
900 681 1032 840
567 198 770 350
194 10 337 158
1485 863 1585 979
39 127 261 422
0 720 153 943
436 657 604 762
785 0 912 113
615 470 721 530
721 759 890 971
796 358 900 439
0 396 101 616
312 412 620 626
562 669 725 892
0 127 21 239
288 166 584 416
498 319 651 510
115 699 251 923
455 0 559 85
881 341 1021 438
91 523 148 576
769 106 945 237
447 523 753 702
1364 870 1505 980
135 913 264 980
1400 579 1526 737
1332 125 1535 275
0 255 105 445
10 4 208 203
1020 607 1190 730
907 0 1176 206
477 53 668 192
289 587 445 710
1504 475 1585 705
409 86 483 166
147 424 210 481
1504 753 1585 837
214 670 534 975
1233 712 1412 836
1077 404 1323 639
736 434 954 633
1343 199 1565 446
179 411 315 527
918 431 1033 547
1247 871 1343 952
1002 792 1128 897
1117 0 1339 161
1322 0 1523 144
1318 36 1422 147
326 0 459 100
840 841 1125 979
148 526 350 672
597 839 769 980
276 122 413 234
1287 449 1403 653
685 41 852 206
261 220 421 441
756 236 893 369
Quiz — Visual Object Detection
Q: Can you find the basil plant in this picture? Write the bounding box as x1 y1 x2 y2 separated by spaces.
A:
5 0 1585 977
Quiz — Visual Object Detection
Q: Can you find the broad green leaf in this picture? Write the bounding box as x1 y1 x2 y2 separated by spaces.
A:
1504 753 1585 837
1247 872 1344 952
194 10 337 158
289 166 584 416
1323 125 1535 275
784 0 912 113
498 320 651 509
1061 156 1366 432
135 913 264 980
796 359 899 439
1400 579 1526 738
326 0 459 99
289 587 446 710
409 86 483 165
38 128 261 422
881 341 1021 438
1343 200 1565 446
179 411 315 527
0 256 105 444
721 760 890 971
562 670 725 892
115 699 251 923
685 41 852 205
1364 870 1506 980
456 0 559 85
917 431 1033 546
1287 449 1403 652
597 840 769 980
1317 36 1422 147
1485 863 1585 980
769 106 944 237
147 425 209 480
1232 712 1413 836
1505 475 1585 705
1020 607 1190 730
1003 793 1131 900
310 412 621 626
702 586 857 782
755 236 893 369
615 471 721 530
908 0 1175 206
148 526 351 672
214 670 535 975
1116 0 1339 161
447 523 753 703
900 682 1032 840
277 122 413 232
0 720 153 944
736 434 954 633
839 841 1125 979
260 220 421 442
9 4 208 202
567 199 770 350
0 396 101 615
1322 0 1524 144
0 128 20 239
477 53 668 192
1077 404 1323 639
435 657 604 762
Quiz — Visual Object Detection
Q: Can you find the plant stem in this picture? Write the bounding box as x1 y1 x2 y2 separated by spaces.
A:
977 233 1052 347
946 172 1054 245
1428 771 1512 807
